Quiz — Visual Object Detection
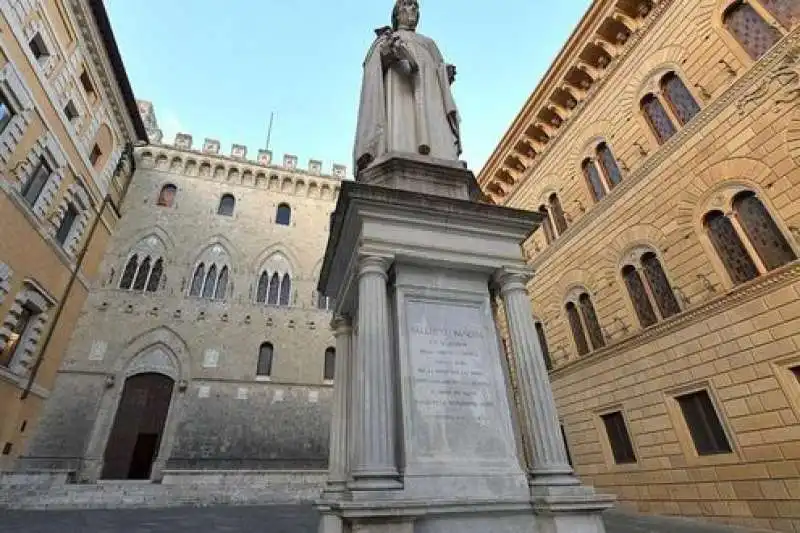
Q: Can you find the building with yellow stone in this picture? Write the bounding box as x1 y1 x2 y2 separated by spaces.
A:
0 0 146 468
480 0 800 531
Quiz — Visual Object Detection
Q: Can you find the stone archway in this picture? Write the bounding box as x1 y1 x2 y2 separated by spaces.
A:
101 373 175 480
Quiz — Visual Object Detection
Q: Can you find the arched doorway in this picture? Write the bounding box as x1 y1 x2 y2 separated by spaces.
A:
102 373 174 480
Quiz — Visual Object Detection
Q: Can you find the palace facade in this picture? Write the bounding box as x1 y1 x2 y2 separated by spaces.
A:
480 0 800 531
0 0 146 469
21 103 347 483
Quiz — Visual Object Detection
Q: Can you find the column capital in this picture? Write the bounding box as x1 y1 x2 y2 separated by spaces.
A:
493 267 534 295
331 314 353 335
357 255 392 279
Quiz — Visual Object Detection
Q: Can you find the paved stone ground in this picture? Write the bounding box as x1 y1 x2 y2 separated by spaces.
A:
0 504 773 533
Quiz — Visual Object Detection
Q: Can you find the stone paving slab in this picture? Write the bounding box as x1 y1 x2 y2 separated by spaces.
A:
0 505 772 533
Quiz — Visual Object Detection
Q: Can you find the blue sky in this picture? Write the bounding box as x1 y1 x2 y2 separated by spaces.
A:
106 1 592 174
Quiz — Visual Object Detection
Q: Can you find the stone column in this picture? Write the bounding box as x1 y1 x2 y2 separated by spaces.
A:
349 256 401 490
495 268 577 487
324 315 353 496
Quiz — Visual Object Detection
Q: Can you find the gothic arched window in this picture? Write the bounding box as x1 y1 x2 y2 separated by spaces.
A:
622 264 658 328
641 93 677 144
132 257 151 291
661 73 701 126
724 2 783 60
190 263 205 297
279 273 292 307
579 293 605 350
565 302 590 356
549 193 568 234
267 272 280 305
146 258 163 293
324 347 336 381
565 290 605 356
202 264 218 299
539 206 556 244
214 266 229 299
733 192 797 271
535 321 553 371
257 342 273 377
705 211 760 285
621 248 681 328
582 159 606 202
276 203 292 226
119 255 138 290
641 252 681 319
597 143 622 187
256 272 269 303
157 184 176 207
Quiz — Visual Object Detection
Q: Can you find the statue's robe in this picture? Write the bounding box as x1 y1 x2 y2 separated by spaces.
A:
354 29 460 174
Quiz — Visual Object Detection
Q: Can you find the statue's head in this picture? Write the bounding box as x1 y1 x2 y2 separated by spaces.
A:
392 0 419 31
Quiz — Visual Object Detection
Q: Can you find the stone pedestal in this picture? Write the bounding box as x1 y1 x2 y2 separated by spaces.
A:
317 156 613 533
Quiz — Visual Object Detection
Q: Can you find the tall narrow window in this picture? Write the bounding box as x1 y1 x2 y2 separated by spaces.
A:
157 184 177 207
64 100 79 122
267 272 280 305
582 159 606 202
146 259 163 293
218 194 235 216
565 302 589 356
597 143 622 187
579 293 605 350
79 70 95 97
279 273 291 306
324 347 336 381
676 391 732 456
29 33 49 61
202 265 218 299
641 252 681 319
190 264 205 297
549 194 568 234
276 203 291 226
705 211 760 284
120 255 139 290
89 144 102 167
55 204 79 245
215 266 229 300
539 206 555 244
641 94 676 144
257 342 274 377
535 321 553 371
733 192 796 271
724 2 782 60
317 291 331 310
622 265 658 328
256 272 269 303
763 0 799 28
601 411 637 464
132 257 151 291
0 89 16 134
661 73 700 126
0 306 36 367
22 158 52 206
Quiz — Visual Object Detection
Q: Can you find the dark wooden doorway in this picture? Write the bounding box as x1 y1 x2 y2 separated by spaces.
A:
102 373 174 480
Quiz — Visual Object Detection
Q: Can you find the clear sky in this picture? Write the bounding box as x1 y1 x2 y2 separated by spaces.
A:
105 0 593 174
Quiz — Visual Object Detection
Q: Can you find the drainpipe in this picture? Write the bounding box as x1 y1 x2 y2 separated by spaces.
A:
21 144 136 400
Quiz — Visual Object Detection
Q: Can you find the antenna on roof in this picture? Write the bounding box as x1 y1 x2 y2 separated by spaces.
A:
265 112 275 151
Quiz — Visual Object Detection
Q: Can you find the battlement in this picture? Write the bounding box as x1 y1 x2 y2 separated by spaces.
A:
168 132 347 179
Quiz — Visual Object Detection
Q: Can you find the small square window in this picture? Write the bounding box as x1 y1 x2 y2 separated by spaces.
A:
29 33 49 61
676 390 732 456
601 411 637 464
21 158 52 206
89 144 102 166
0 89 15 134
64 100 79 122
79 70 95 96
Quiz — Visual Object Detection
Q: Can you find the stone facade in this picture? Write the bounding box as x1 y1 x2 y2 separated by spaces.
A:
479 0 800 531
22 113 346 482
0 0 145 470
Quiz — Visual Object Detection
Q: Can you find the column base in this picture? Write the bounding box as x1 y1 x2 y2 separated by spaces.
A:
528 467 581 488
532 484 615 533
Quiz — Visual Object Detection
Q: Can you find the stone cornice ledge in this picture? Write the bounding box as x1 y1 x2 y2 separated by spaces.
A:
550 261 800 379
527 29 800 272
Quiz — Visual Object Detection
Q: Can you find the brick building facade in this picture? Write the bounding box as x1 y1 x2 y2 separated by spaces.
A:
22 109 347 483
480 0 800 531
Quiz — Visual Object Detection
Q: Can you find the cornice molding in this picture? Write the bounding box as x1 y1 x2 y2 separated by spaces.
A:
550 261 800 379
529 28 800 272
479 0 674 189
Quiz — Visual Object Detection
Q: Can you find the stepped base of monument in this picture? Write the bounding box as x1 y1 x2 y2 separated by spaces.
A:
317 488 615 533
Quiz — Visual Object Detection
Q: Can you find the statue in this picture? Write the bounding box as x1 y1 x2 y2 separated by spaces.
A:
354 0 462 176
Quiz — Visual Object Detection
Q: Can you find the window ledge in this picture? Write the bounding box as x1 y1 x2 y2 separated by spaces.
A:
255 376 272 382
551 261 800 378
